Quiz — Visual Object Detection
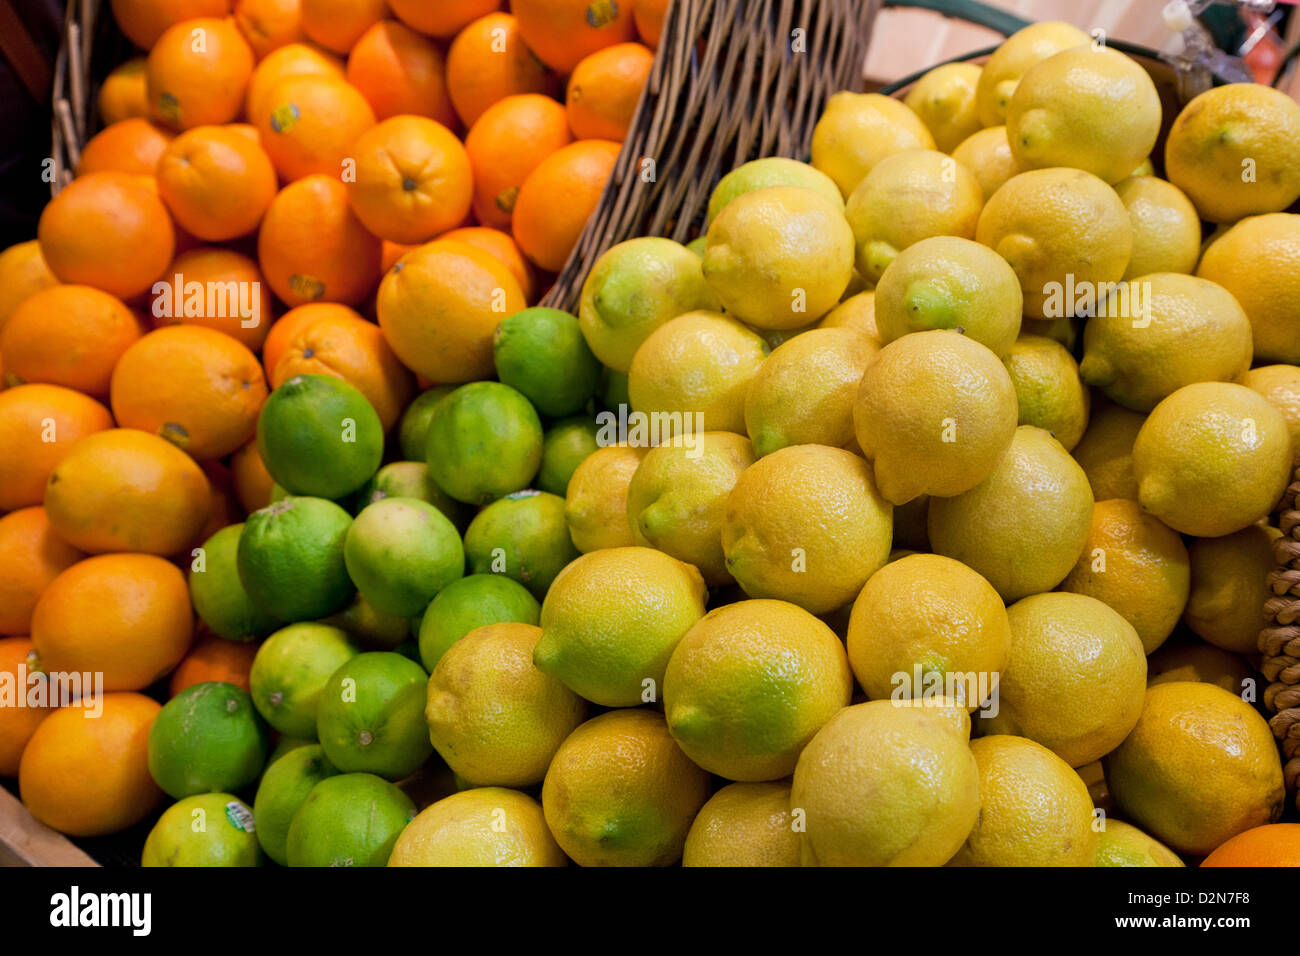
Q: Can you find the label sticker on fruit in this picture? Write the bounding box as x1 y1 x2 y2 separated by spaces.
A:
225 801 256 833
270 102 301 134
288 274 325 301
586 1 619 28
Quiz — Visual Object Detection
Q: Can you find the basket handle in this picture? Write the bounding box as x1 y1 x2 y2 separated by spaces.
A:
883 0 1032 38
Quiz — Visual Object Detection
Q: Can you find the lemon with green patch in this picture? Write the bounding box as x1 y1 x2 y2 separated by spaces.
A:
1095 819 1184 867
142 793 262 867
1003 334 1089 451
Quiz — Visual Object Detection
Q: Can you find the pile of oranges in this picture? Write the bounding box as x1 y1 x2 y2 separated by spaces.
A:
0 0 662 838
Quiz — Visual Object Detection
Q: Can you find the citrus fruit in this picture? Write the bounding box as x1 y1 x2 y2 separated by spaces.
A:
0 637 54 776
249 622 359 736
356 461 468 529
537 417 600 496
315 651 432 779
463 490 576 598
1105 682 1284 855
0 239 57 330
148 681 269 799
542 709 710 867
388 787 566 866
950 125 1021 199
230 438 276 514
512 138 621 272
77 117 173 177
320 592 411 651
566 41 653 141
299 0 385 53
286 772 416 866
792 700 978 866
1133 382 1292 537
97 55 151 123
1114 175 1201 279
533 546 706 707
416 574 541 671
156 125 278 241
254 76 377 183
563 444 646 553
949 734 1097 866
1184 524 1280 654
0 385 113 512
902 61 981 153
1072 400 1145 501
494 307 601 417
513 0 637 74
1243 365 1300 456
169 632 260 698
252 743 338 866
1002 333 1090 451
1202 823 1300 867
245 42 344 120
445 12 558 129
985 592 1146 767
424 382 543 505
1094 819 1184 867
0 508 83 637
142 792 262 867
854 329 1018 505
464 93 572 230
189 524 280 642
682 781 800 867
577 236 720 372
234 0 305 58
345 20 457 125
706 157 842 227
238 496 355 622
810 91 935 198
398 386 454 461
1147 640 1254 695
975 20 1089 126
149 247 275 351
345 497 463 618
146 17 255 130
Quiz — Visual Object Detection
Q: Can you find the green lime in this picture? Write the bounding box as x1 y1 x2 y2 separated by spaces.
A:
142 793 262 867
398 385 455 461
355 460 469 530
238 496 355 622
252 743 338 866
425 381 543 504
249 622 360 737
285 772 415 867
257 373 384 499
147 682 269 799
493 307 601 417
344 497 464 618
537 416 601 496
321 592 413 650
463 490 577 599
316 652 432 780
189 524 280 642
266 736 315 765
601 367 630 411
416 573 541 670
706 157 844 225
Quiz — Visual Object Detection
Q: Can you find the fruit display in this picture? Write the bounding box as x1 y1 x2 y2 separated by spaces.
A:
3 2 1300 873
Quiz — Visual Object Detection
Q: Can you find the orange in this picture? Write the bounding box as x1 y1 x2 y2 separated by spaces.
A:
0 638 53 777
299 0 386 53
1202 823 1300 866
261 301 358 372
37 171 175 300
270 307 414 430
110 0 233 48
346 115 473 243
18 691 164 836
190 463 243 550
110 326 269 460
381 239 414 272
387 0 501 38
0 385 114 512
1 285 143 398
0 509 84 637
634 0 669 48
169 631 260 697
44 428 212 556
234 0 305 58
98 57 151 125
445 12 557 128
245 41 343 118
149 247 276 350
0 240 58 330
464 93 572 229
147 17 255 130
438 226 535 302
230 437 276 511
513 0 637 74
346 19 458 127
258 174 383 306
252 74 376 181
156 125 278 241
512 138 620 272
376 239 525 382
77 118 174 177
566 42 652 141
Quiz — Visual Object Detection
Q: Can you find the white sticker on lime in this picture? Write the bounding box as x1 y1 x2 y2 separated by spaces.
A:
225 801 256 833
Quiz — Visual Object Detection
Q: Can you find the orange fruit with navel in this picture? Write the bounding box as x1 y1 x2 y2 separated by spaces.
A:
464 93 572 230
147 16 256 130
77 118 175 177
346 19 458 127
445 12 558 128
0 384 114 512
156 125 278 241
0 508 84 637
148 247 276 351
0 637 54 776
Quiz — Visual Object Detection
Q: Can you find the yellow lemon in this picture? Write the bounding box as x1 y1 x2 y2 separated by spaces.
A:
846 553 1009 709
706 157 843 225
1184 523 1281 654
975 20 1090 127
682 781 801 867
853 329 1018 505
663 599 853 781
1071 400 1145 501
626 310 767 434
625 431 755 584
985 591 1146 767
843 149 984 284
949 734 1097 867
1003 333 1090 450
1021 314 1077 350
702 185 854 329
903 62 983 153
387 788 567 867
1104 681 1284 855
817 291 879 343
532 546 706 707
928 425 1094 602
563 443 646 553
1113 176 1202 279
976 167 1131 319
1242 364 1300 458
810 91 936 198
1197 213 1300 365
1058 498 1190 655
791 700 979 866
744 327 877 457
541 709 711 867
721 444 892 615
425 623 587 788
951 125 1022 202
1147 640 1254 696
1132 382 1292 537
1079 273 1252 412
1165 83 1300 223
1094 819 1184 867
1006 46 1161 184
